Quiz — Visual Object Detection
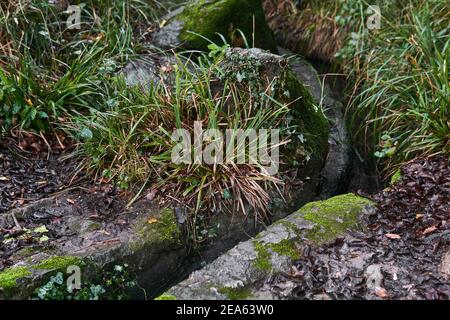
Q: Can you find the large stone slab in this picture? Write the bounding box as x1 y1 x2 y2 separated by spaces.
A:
158 194 374 300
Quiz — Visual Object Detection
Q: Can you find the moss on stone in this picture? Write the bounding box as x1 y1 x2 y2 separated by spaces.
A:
297 193 373 244
253 236 301 272
282 70 329 166
0 266 32 289
155 294 177 300
134 208 182 250
252 240 271 271
86 221 102 232
269 239 300 261
32 255 81 271
178 0 277 52
219 286 251 300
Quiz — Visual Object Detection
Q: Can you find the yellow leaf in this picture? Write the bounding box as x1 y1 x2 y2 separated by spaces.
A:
25 98 33 106
148 217 158 224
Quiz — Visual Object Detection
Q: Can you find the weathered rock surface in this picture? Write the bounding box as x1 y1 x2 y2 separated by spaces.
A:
277 48 352 198
158 194 374 300
121 55 176 89
151 0 277 52
0 190 186 299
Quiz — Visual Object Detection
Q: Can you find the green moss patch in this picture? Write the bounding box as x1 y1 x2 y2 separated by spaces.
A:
282 70 329 167
253 237 301 272
297 193 373 244
219 286 251 300
155 294 177 300
0 266 32 289
33 256 81 271
134 208 182 249
178 0 277 52
269 239 300 261
252 240 271 271
390 170 402 185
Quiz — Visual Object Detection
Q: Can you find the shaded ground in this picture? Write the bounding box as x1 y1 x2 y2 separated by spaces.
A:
0 134 81 213
266 156 450 300
0 135 131 272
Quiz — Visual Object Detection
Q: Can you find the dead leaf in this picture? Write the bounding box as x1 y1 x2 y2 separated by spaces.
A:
98 230 111 236
423 225 437 235
374 286 389 298
0 176 10 181
148 217 158 224
66 198 76 204
116 219 127 226
385 233 401 239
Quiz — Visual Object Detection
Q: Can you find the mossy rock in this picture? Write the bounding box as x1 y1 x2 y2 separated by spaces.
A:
0 255 83 298
0 266 32 291
32 256 82 271
297 193 374 244
131 208 183 251
154 294 177 300
281 70 329 170
218 286 252 300
155 0 277 53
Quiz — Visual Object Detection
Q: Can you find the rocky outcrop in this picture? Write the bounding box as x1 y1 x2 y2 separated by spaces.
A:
151 0 277 52
157 194 374 300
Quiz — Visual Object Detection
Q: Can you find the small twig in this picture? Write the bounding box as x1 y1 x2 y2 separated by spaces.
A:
10 212 22 230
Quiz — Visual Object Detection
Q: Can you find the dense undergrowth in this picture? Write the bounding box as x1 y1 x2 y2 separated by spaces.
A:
265 0 449 176
0 0 173 132
0 0 305 228
1 0 448 217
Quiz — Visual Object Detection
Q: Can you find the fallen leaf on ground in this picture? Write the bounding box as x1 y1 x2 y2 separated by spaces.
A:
422 225 437 235
374 287 389 298
385 233 401 239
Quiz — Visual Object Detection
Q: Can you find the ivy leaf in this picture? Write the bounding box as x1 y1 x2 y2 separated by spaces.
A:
39 235 50 242
80 127 93 140
33 225 49 233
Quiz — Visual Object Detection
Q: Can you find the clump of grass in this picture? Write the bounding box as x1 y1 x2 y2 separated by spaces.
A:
344 0 449 175
65 47 294 232
0 0 175 134
263 0 350 62
267 0 449 175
